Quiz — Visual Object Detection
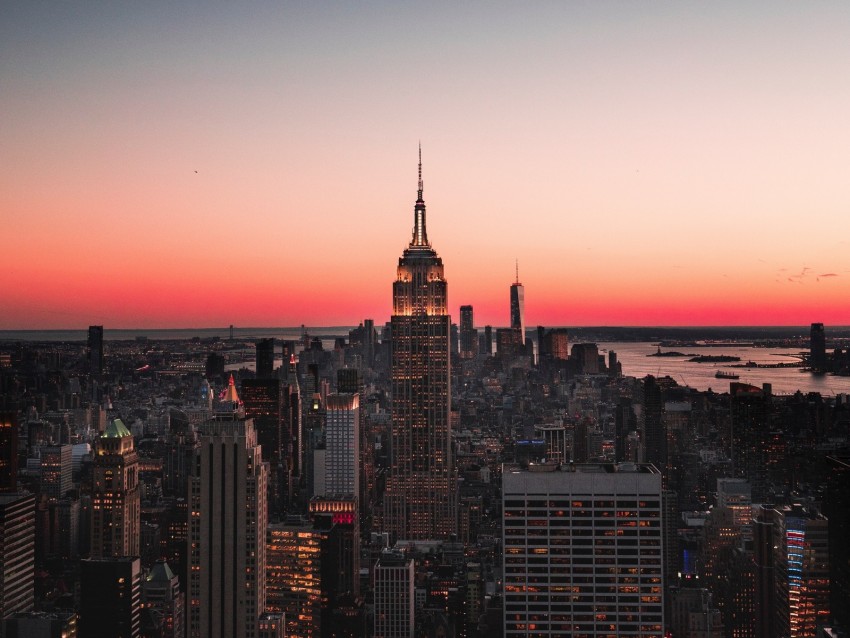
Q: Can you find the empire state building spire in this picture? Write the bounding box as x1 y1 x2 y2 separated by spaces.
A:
388 149 455 541
411 144 429 247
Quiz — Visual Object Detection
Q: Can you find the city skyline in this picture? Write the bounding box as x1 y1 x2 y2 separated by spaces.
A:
4 3 850 329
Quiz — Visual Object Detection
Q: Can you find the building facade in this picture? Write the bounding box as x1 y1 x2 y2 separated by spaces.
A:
384 151 455 541
188 411 267 638
373 549 415 638
459 305 475 359
324 394 359 498
502 463 664 637
0 493 35 623
91 419 140 559
510 266 525 346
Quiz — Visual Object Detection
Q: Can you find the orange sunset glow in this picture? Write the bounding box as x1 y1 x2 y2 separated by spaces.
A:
3 3 849 329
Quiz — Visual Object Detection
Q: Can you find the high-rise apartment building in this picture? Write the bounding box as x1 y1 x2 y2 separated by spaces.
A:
510 264 525 346
91 418 140 559
459 305 475 359
324 394 359 498
502 463 664 637
384 150 455 541
373 549 415 638
188 410 267 638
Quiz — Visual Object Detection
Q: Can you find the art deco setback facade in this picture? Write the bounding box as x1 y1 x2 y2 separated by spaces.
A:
502 463 664 637
384 152 455 541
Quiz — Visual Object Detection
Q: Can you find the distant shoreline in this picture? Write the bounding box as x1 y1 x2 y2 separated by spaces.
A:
2 325 850 343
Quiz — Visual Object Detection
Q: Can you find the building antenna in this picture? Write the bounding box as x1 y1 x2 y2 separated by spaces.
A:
417 141 423 201
515 259 520 285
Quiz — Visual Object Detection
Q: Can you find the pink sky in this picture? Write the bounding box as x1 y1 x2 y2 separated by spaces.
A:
2 3 849 328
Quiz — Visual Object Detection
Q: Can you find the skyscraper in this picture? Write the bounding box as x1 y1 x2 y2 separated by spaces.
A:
0 412 18 493
771 505 830 638
266 517 324 638
256 338 275 380
459 305 475 359
40 444 72 501
188 409 267 638
323 393 359 498
88 325 104 401
0 492 35 622
374 549 415 638
810 323 827 372
384 148 455 541
510 262 525 346
91 418 140 559
241 378 285 518
79 557 141 638
502 463 664 637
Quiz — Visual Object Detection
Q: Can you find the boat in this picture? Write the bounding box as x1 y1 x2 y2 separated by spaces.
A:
715 370 740 380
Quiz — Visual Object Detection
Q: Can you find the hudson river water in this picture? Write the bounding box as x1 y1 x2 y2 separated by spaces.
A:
1 329 847 396
598 342 850 396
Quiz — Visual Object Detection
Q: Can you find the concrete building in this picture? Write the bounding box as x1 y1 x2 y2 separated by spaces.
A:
91 419 140 559
374 549 415 638
40 444 72 501
79 557 141 638
502 463 664 637
459 305 476 359
324 393 359 498
188 409 267 638
0 493 35 624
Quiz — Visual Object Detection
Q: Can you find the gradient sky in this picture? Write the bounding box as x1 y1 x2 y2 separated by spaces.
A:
3 2 850 329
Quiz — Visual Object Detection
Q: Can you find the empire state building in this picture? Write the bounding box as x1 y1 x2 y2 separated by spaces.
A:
384 149 456 540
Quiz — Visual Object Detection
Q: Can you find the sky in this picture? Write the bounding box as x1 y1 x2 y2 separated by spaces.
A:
2 1 850 329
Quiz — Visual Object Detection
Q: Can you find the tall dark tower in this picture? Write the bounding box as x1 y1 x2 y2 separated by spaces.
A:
256 338 275 379
384 147 455 540
810 322 827 372
510 261 525 346
459 305 475 359
88 325 104 401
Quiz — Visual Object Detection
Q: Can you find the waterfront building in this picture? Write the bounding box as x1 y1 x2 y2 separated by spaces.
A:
810 323 827 372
